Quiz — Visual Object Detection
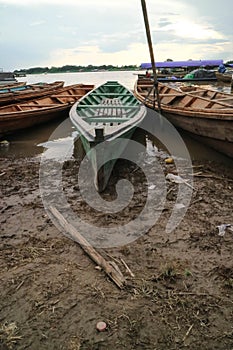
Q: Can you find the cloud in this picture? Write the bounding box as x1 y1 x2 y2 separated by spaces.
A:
44 43 149 67
0 0 132 6
0 0 232 70
29 20 46 26
158 20 224 40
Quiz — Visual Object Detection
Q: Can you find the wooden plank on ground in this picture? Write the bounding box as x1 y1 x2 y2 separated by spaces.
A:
49 206 126 289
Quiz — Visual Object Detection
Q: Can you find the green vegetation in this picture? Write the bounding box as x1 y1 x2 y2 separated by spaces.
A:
13 60 233 75
14 64 140 75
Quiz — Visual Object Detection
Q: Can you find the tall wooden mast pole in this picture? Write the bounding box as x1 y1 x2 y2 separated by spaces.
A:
141 0 162 113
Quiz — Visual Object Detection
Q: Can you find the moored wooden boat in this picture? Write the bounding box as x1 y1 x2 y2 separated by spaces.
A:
0 83 94 138
134 78 233 158
138 67 217 82
0 81 64 106
215 71 233 83
137 74 216 83
0 81 26 89
0 71 17 85
70 81 146 191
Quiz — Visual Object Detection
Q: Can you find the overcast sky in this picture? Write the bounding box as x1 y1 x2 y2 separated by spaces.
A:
0 0 232 71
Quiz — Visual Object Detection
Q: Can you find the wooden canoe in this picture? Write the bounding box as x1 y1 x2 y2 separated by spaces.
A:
0 83 94 138
134 78 233 158
0 81 64 106
0 81 26 89
70 81 146 191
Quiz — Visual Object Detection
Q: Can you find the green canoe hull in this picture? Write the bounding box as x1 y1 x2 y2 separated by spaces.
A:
70 81 146 191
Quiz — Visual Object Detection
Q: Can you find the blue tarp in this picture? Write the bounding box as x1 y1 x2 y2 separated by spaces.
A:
140 60 224 69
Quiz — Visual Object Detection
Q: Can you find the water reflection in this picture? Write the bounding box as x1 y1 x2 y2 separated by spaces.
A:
0 71 232 166
72 109 233 168
0 117 73 158
1 109 233 168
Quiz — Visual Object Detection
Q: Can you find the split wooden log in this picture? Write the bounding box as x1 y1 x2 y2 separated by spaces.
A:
48 206 126 289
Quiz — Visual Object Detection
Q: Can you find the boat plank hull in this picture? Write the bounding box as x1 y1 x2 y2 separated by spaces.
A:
0 84 94 138
215 71 233 83
70 81 146 191
161 110 233 158
134 79 233 158
0 81 64 106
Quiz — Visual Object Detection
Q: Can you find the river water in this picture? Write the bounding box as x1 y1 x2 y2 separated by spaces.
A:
0 71 232 166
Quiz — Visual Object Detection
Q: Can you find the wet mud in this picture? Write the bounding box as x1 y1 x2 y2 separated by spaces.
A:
0 154 233 350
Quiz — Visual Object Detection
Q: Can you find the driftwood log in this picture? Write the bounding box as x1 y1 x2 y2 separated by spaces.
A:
48 206 126 289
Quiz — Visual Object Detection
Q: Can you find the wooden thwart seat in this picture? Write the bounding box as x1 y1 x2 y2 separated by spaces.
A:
78 105 139 109
83 117 129 123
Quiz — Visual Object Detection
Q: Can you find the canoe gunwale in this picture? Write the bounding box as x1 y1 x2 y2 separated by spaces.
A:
0 81 65 106
70 102 145 143
69 81 147 191
0 84 94 137
134 81 233 119
70 81 146 143
134 79 233 157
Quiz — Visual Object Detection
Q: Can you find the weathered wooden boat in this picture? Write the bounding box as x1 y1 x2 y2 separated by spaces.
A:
0 81 64 106
0 81 26 89
183 68 216 81
134 78 233 158
70 81 146 191
0 71 17 85
138 68 217 82
137 74 216 83
215 71 233 83
0 83 94 138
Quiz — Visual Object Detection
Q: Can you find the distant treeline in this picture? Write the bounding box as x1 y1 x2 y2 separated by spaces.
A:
13 64 140 75
13 60 233 75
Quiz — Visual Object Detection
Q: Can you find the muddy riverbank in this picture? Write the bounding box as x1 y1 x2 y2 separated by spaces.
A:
0 153 233 349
